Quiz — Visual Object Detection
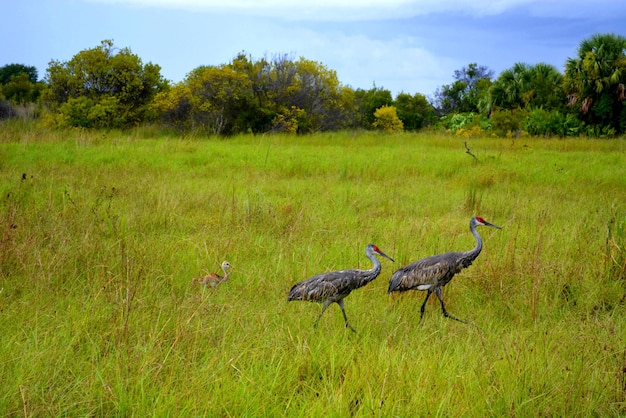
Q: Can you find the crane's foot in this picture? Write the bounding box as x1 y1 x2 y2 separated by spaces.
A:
345 323 357 333
443 311 466 324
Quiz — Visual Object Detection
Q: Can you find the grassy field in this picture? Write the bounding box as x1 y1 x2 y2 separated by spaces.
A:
1 125 625 416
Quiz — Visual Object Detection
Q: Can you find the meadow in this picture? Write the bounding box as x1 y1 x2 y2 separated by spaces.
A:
1 125 625 416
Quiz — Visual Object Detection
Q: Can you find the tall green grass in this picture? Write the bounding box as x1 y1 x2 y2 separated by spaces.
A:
1 128 625 416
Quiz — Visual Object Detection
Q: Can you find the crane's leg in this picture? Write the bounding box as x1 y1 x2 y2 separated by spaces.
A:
433 287 466 323
314 300 332 328
418 291 432 322
337 300 356 332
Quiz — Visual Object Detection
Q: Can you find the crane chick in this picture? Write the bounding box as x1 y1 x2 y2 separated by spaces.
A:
388 216 501 323
193 261 233 288
288 244 394 332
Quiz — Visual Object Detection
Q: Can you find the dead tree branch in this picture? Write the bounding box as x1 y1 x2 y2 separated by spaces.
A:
464 141 479 161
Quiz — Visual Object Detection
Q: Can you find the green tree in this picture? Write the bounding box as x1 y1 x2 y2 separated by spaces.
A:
0 64 38 84
0 64 43 104
43 39 167 128
291 57 344 132
336 86 359 128
527 63 566 110
1 72 43 104
353 86 393 128
394 92 435 130
151 83 194 135
227 52 275 133
153 52 351 135
186 65 254 135
433 63 493 115
152 49 379 135
487 62 565 113
258 54 345 133
222 52 350 133
564 33 626 134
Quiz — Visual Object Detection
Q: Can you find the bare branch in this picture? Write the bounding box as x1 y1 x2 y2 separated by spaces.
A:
464 141 479 161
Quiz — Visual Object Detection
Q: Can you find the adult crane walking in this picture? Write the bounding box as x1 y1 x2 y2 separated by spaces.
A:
192 261 233 288
288 244 394 331
388 216 501 323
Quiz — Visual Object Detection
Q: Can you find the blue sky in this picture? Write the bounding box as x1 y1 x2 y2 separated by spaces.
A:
2 0 625 97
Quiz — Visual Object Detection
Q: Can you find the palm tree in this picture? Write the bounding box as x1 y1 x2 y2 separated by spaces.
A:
525 63 565 110
485 63 564 113
564 33 626 133
490 63 530 110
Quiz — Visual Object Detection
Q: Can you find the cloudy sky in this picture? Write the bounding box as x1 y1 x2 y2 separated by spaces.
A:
2 0 625 97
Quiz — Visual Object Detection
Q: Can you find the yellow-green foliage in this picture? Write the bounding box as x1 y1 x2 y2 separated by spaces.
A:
455 125 484 138
43 40 166 129
373 105 404 133
1 128 625 416
272 106 307 133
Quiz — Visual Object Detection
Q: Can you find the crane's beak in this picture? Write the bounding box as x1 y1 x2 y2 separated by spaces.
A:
485 221 502 230
378 250 395 262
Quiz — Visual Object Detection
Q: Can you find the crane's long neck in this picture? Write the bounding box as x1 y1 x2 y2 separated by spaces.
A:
463 222 483 263
361 254 382 285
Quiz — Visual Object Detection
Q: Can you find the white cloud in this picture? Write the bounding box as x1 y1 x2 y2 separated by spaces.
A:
324 35 455 94
234 26 456 94
76 0 626 94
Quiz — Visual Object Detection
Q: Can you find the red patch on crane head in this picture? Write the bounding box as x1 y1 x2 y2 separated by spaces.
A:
372 245 381 253
476 216 486 224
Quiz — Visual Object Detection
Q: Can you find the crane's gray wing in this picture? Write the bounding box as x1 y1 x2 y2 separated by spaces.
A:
388 253 463 292
288 269 368 302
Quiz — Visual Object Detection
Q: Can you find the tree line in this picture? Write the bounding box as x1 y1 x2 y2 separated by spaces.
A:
1 34 625 137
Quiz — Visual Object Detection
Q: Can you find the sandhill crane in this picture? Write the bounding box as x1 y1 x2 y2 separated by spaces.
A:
192 261 233 288
388 216 501 323
288 244 394 331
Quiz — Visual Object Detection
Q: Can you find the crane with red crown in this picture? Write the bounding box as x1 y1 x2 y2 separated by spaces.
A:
288 244 394 332
388 216 501 323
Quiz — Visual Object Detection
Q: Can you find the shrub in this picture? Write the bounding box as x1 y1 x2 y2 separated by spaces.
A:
55 96 123 129
523 109 584 137
372 105 403 133
585 124 617 138
489 108 527 137
438 112 490 134
455 125 485 138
